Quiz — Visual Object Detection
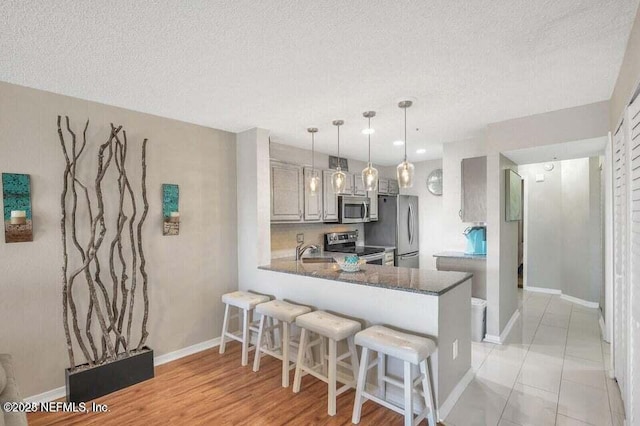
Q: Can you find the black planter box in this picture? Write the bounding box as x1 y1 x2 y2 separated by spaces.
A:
65 347 154 402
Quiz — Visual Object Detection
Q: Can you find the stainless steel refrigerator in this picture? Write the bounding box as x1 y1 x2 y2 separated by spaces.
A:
365 195 419 268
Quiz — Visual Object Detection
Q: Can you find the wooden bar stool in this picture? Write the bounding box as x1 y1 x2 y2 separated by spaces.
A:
219 291 270 366
352 325 437 426
253 300 311 387
292 311 361 416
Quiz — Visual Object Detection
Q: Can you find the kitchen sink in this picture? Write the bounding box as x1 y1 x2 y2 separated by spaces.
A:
301 257 336 263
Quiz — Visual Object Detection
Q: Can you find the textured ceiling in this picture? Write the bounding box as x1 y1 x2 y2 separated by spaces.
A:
1 1 638 165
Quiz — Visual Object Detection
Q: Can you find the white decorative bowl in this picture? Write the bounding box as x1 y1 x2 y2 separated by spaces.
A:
337 258 366 273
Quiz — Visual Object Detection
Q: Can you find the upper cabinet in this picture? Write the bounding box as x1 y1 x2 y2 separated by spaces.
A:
378 179 389 195
339 172 354 195
322 170 339 222
378 178 399 195
368 189 379 221
303 167 322 222
353 174 366 196
461 156 487 222
388 179 399 195
271 160 303 222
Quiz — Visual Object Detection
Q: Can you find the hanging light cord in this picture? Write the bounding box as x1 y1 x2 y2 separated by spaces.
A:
368 116 372 163
337 124 341 167
404 106 408 162
311 132 315 171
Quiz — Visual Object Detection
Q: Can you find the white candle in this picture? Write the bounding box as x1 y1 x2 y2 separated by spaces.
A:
11 210 26 218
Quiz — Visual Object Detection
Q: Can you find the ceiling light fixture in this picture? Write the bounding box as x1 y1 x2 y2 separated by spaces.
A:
362 128 375 135
361 111 378 192
416 148 426 154
331 120 347 193
396 100 415 188
307 127 320 193
393 140 404 146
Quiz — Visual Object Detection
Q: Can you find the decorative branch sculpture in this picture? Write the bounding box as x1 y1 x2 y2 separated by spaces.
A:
58 116 150 370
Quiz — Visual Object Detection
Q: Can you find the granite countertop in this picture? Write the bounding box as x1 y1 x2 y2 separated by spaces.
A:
259 259 472 296
433 251 487 260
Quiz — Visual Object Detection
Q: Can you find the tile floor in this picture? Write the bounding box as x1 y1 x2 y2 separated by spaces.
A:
445 289 625 426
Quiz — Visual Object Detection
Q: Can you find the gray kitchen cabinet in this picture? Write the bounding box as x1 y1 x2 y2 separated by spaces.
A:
368 190 378 221
461 156 487 222
322 170 339 222
353 174 366 196
388 179 399 195
339 172 354 195
378 178 389 195
271 160 304 222
303 167 322 221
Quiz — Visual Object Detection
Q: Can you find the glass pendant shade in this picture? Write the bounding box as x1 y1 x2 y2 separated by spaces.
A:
362 163 379 191
331 168 346 193
397 160 415 188
396 100 414 189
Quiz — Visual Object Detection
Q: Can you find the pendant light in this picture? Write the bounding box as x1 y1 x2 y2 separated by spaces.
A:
331 120 346 193
307 127 320 193
396 100 415 188
361 111 379 191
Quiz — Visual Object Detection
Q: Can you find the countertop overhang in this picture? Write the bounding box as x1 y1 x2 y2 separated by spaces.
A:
259 259 472 296
433 251 487 260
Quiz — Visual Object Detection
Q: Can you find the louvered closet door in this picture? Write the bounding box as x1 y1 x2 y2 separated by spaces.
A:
627 96 640 424
613 121 628 404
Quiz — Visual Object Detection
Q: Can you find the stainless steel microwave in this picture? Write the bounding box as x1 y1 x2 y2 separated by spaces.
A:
338 196 370 224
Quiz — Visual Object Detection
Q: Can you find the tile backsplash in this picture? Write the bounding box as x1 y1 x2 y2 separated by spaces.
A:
271 223 364 259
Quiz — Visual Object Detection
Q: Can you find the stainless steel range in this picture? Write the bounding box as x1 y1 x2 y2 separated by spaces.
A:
324 231 385 265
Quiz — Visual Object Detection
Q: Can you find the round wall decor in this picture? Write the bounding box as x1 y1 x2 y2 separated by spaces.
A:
427 168 443 196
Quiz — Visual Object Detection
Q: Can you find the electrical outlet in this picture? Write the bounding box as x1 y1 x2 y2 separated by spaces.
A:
296 233 304 244
453 339 458 360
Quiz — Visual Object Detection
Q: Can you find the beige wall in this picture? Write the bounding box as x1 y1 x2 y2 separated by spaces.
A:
610 4 640 127
0 81 238 397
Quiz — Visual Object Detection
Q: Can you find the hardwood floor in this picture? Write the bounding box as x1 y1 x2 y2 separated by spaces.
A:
29 342 437 425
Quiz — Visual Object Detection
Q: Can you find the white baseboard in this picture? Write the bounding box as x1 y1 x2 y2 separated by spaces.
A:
599 314 609 343
484 310 521 345
25 337 222 403
438 367 474 421
524 285 561 295
154 337 221 366
525 286 599 309
25 386 67 404
560 294 599 309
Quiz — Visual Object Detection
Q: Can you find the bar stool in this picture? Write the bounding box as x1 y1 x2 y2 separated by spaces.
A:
253 300 312 387
219 291 270 366
292 311 361 416
352 325 437 426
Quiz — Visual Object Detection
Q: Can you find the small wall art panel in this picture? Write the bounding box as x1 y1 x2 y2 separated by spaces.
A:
162 183 179 236
2 173 33 243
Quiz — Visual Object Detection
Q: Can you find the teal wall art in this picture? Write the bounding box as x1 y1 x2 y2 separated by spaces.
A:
2 173 33 243
162 184 179 236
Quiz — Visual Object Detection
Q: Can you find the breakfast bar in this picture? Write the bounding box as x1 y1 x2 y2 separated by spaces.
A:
252 260 473 420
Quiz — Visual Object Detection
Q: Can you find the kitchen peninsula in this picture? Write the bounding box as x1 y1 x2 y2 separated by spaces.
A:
256 259 473 420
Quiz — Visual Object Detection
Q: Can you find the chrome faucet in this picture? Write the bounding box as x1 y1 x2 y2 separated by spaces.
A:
295 243 320 261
